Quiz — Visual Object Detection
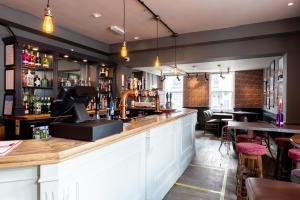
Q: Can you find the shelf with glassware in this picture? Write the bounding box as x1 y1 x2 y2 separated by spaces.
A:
97 65 115 112
21 47 55 116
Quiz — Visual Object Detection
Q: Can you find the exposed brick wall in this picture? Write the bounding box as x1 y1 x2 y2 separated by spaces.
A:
183 74 209 107
235 70 263 108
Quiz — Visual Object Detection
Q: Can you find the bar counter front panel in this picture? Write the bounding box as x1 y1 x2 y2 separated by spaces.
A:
0 109 197 200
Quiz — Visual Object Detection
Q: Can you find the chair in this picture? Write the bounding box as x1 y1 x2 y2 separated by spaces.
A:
274 137 292 180
203 110 221 136
246 178 300 200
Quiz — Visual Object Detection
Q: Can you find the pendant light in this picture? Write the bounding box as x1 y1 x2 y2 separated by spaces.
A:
42 0 54 34
120 0 128 58
154 16 160 68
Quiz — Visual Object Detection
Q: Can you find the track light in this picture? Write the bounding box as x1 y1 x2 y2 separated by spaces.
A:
187 73 190 79
160 71 166 82
205 73 209 81
220 72 225 79
176 75 181 81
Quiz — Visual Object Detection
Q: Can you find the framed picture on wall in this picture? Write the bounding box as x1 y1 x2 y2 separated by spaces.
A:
5 69 15 90
5 44 15 67
278 57 284 81
3 94 14 116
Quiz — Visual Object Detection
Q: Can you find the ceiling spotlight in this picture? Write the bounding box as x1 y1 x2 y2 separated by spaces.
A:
133 36 140 40
288 2 294 6
73 60 78 63
64 55 69 58
83 59 88 62
176 75 181 81
32 47 39 51
92 12 102 18
217 64 221 67
70 48 74 52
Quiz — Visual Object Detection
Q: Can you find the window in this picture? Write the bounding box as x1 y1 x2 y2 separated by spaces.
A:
164 76 183 109
210 73 234 112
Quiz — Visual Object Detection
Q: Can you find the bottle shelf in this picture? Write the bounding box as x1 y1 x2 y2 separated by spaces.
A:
23 86 53 89
22 66 54 71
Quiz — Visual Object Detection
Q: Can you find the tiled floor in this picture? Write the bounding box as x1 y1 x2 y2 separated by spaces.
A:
164 131 238 200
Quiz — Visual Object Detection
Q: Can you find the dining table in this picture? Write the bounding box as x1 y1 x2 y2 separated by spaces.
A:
227 121 300 157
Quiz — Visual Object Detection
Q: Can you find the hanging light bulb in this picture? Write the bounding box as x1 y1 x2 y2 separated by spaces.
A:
154 55 160 67
120 0 128 58
121 41 128 58
154 16 160 67
42 0 54 34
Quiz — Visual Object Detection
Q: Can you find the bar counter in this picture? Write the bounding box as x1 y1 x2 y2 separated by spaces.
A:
0 108 196 169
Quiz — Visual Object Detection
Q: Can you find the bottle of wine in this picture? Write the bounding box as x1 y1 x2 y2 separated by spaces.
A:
24 70 34 87
276 99 284 127
34 75 41 87
28 51 35 67
35 52 42 67
42 54 49 68
22 49 29 66
41 97 45 114
35 97 41 114
47 97 51 113
28 95 35 114
41 75 49 88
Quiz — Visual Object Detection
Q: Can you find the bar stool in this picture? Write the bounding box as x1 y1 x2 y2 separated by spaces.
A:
288 148 300 169
219 119 233 153
236 142 267 200
274 137 292 180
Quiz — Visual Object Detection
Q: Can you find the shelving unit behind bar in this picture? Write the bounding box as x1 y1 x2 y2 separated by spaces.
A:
2 36 116 117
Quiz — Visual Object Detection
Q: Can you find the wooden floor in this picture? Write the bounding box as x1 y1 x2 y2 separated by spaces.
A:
164 131 276 200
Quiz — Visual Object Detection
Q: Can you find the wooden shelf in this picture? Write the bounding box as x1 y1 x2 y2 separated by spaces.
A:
23 86 53 89
22 66 54 71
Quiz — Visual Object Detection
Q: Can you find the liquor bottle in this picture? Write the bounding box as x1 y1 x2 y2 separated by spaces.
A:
24 70 34 87
47 97 51 113
34 75 41 87
41 97 45 114
35 97 41 114
41 75 49 88
42 54 49 68
28 95 35 114
22 49 29 66
35 52 42 67
23 92 29 115
88 77 91 86
28 51 35 67
60 78 64 87
105 67 109 77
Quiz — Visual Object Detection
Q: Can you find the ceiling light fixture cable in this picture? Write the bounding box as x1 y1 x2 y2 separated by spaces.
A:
154 15 160 67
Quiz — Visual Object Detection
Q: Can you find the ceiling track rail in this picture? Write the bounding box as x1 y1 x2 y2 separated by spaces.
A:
136 0 177 36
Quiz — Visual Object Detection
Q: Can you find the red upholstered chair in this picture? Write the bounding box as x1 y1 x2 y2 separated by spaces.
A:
236 142 267 200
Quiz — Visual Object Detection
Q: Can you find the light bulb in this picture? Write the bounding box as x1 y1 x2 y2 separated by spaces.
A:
42 7 54 33
154 56 160 67
120 41 128 58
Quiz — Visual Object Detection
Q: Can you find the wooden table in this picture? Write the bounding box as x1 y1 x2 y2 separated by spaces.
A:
228 121 300 137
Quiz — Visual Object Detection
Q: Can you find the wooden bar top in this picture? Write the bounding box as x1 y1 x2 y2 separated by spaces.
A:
0 109 196 169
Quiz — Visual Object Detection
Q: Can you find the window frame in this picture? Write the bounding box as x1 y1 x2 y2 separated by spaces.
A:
209 72 235 112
